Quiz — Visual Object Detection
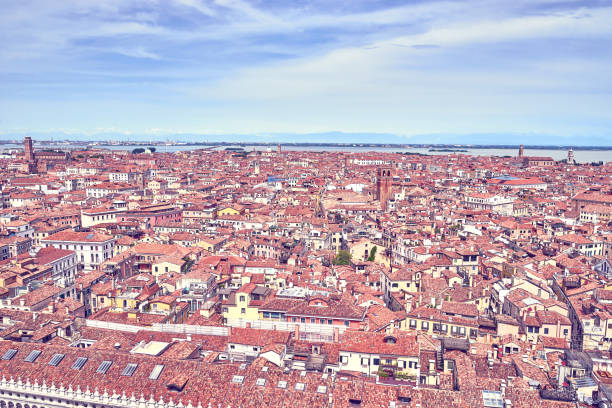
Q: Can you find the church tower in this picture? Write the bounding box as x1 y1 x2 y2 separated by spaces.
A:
567 148 575 165
377 166 392 211
24 136 34 162
518 144 524 158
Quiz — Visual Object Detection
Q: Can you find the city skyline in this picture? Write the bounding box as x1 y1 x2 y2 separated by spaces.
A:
2 0 612 145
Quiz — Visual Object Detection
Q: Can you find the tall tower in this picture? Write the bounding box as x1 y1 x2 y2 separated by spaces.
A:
518 144 524 158
377 166 392 212
24 136 34 162
567 148 575 165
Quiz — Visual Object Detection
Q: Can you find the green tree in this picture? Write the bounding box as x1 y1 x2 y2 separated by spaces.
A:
148 147 156 152
333 250 351 265
132 148 145 154
367 246 377 262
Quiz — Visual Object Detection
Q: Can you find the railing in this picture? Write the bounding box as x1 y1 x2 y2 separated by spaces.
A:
84 318 229 336
227 318 345 342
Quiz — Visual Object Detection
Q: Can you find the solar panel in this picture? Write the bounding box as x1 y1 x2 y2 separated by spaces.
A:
121 363 138 377
24 350 42 363
96 360 112 374
72 357 88 370
148 364 164 380
48 353 65 366
1 349 17 360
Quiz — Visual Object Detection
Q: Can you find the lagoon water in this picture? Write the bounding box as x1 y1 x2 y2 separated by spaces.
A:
1 143 610 163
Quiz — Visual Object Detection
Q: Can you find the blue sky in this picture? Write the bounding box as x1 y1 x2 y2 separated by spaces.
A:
1 0 612 145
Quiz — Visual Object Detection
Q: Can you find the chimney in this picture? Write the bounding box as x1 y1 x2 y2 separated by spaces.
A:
186 333 192 342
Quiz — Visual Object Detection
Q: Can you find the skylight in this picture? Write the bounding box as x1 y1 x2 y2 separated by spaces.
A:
2 349 17 360
48 353 65 366
72 357 88 370
121 363 138 376
96 360 112 374
24 350 42 363
482 390 503 408
149 364 165 380
256 378 266 386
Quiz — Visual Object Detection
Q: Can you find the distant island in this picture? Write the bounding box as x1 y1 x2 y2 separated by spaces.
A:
428 148 468 152
0 140 611 150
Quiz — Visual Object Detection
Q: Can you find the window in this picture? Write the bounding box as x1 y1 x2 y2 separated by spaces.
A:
72 357 88 370
24 350 42 363
241 308 246 315
544 328 549 335
149 364 165 380
121 363 138 377
563 329 568 336
421 321 429 330
48 353 65 366
96 361 112 374
373 358 380 365
361 358 369 366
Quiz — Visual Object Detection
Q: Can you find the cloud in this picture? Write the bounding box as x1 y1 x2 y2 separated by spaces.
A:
1 0 612 139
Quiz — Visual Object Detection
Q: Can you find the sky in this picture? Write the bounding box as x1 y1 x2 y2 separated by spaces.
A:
1 0 612 145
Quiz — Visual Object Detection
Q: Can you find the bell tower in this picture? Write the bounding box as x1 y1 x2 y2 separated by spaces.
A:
377 166 392 211
24 136 34 162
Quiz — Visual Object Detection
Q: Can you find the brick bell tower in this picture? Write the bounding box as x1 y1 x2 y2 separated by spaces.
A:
377 166 392 211
24 136 34 162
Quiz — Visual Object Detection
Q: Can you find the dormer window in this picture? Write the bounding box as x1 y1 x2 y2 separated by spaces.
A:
383 336 397 344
